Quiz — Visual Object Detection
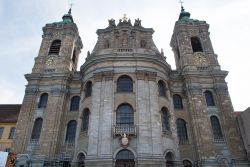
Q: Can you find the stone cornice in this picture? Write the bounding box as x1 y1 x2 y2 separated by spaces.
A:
25 73 74 82
25 85 39 95
214 83 229 95
135 70 157 81
93 70 114 82
80 53 171 75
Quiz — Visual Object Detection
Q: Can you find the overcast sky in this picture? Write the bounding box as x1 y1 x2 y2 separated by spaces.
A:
0 0 249 111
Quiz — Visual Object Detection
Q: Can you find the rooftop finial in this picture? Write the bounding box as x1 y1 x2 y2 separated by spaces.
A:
68 3 73 14
122 14 128 21
178 0 184 11
178 0 190 20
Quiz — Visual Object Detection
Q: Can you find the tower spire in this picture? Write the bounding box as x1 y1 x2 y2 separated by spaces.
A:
68 3 73 14
179 0 184 9
178 0 190 20
62 3 74 23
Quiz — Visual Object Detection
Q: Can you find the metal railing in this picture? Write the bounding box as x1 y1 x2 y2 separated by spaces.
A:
114 125 136 135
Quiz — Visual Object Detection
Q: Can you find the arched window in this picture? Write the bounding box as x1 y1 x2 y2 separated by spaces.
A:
31 118 43 141
161 107 170 131
65 120 77 143
85 81 92 98
117 75 133 92
77 153 85 167
191 37 203 53
204 90 215 106
116 104 134 127
158 80 166 97
70 96 80 111
82 109 90 131
165 152 174 167
176 119 189 144
116 149 135 166
173 94 183 109
183 160 192 167
49 40 61 55
38 93 48 108
210 116 223 141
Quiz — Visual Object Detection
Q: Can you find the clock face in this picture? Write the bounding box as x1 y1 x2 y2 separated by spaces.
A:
46 57 56 66
193 53 207 65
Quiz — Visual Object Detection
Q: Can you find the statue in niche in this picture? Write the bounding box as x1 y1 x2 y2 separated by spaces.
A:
140 40 146 48
134 18 142 27
108 19 116 27
120 34 129 47
121 37 128 47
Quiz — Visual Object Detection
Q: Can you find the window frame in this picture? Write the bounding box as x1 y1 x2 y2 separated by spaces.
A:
210 115 224 141
116 149 135 160
116 103 134 127
158 80 166 97
173 94 184 109
85 81 92 98
8 127 16 139
31 118 43 141
176 119 189 144
82 109 90 132
117 75 133 93
70 96 80 111
38 93 48 108
0 127 4 139
65 120 77 143
161 107 170 132
204 90 215 106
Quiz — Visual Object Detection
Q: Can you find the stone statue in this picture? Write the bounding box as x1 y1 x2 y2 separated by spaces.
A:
134 18 142 26
108 19 116 27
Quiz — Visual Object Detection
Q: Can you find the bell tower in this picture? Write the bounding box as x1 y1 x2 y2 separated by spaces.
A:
169 6 246 165
170 6 220 70
12 9 83 157
32 9 82 74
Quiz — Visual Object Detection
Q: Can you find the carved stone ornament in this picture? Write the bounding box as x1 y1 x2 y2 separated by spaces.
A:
121 134 129 148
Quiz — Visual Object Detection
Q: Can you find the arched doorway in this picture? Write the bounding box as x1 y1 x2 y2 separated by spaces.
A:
115 149 135 167
183 159 192 167
77 153 85 167
165 152 174 167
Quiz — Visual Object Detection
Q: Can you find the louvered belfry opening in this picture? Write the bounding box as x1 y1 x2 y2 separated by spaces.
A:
49 40 61 55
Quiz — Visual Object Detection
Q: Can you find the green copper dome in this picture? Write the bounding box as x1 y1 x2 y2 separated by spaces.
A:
62 8 74 23
178 6 191 20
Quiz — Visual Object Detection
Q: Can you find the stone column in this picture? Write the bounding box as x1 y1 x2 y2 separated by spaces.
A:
87 78 101 156
99 72 113 158
136 71 152 155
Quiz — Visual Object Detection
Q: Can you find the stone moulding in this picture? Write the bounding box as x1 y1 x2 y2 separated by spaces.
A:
93 70 114 82
135 70 157 80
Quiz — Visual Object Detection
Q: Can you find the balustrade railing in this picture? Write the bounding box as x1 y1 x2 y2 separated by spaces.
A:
114 125 136 135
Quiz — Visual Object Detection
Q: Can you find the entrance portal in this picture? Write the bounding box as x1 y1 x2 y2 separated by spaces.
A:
115 149 135 167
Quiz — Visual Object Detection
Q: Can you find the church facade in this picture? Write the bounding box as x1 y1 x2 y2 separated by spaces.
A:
12 7 248 167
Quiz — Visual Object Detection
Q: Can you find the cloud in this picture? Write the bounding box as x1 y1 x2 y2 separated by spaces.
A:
1 0 249 110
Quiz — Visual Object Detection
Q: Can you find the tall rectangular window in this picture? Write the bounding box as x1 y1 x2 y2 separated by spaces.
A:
8 127 16 139
0 127 4 139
